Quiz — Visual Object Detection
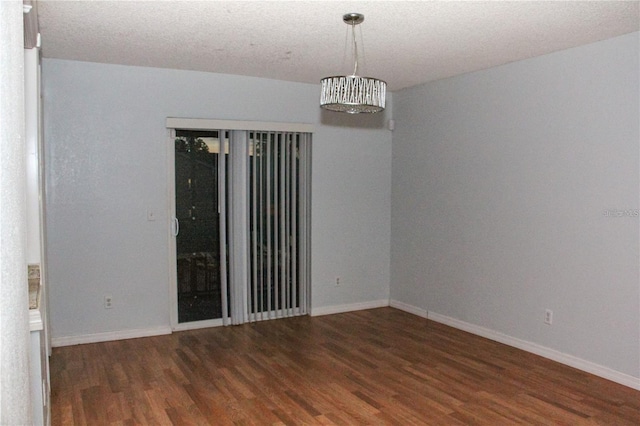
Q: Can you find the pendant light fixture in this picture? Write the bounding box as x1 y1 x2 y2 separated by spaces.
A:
320 13 386 114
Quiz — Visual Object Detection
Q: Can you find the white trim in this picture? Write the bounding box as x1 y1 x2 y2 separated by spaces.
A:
425 310 640 391
166 118 314 133
51 326 172 347
172 318 226 332
167 129 178 329
310 299 389 317
389 299 428 318
29 309 43 331
391 300 640 390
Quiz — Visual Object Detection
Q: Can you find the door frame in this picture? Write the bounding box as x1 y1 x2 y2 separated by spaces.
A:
166 119 314 331
167 128 226 331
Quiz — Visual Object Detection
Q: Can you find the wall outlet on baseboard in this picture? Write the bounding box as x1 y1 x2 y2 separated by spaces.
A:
335 277 340 286
544 309 553 325
104 295 113 309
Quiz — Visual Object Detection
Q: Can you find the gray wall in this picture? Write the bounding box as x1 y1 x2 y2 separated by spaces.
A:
43 59 391 339
391 32 639 378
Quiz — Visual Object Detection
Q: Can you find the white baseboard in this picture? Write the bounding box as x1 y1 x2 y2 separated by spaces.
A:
389 299 428 318
51 325 172 347
51 301 390 345
310 299 389 317
390 301 640 391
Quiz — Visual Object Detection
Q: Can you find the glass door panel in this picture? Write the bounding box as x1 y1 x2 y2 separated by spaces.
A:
175 130 222 323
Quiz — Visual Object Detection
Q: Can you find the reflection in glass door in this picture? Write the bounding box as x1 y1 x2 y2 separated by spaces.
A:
174 130 227 323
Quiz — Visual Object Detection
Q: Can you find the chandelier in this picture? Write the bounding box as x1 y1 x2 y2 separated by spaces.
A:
320 13 386 114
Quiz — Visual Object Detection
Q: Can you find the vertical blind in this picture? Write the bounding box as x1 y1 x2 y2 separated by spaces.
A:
247 131 312 322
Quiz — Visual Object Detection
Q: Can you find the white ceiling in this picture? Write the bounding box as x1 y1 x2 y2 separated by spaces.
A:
36 1 639 91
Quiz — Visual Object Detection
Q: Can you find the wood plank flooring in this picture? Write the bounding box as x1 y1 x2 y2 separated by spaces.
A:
50 308 640 425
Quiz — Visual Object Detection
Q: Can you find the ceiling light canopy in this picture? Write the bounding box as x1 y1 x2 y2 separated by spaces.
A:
320 13 386 114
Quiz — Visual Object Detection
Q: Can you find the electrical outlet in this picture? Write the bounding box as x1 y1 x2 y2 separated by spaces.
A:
104 295 113 309
335 277 340 286
544 309 553 325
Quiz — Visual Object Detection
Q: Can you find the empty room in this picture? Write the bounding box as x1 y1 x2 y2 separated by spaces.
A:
1 1 639 425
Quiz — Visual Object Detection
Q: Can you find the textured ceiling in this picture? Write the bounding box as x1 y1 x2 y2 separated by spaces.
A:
37 1 639 91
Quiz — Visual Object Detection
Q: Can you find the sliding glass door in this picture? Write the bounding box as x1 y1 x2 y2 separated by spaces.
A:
169 121 311 329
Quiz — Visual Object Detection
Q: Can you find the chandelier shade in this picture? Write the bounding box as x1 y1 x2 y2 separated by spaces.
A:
320 75 386 114
320 13 386 114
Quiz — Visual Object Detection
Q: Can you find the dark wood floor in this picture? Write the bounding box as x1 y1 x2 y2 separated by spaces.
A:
50 307 640 425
